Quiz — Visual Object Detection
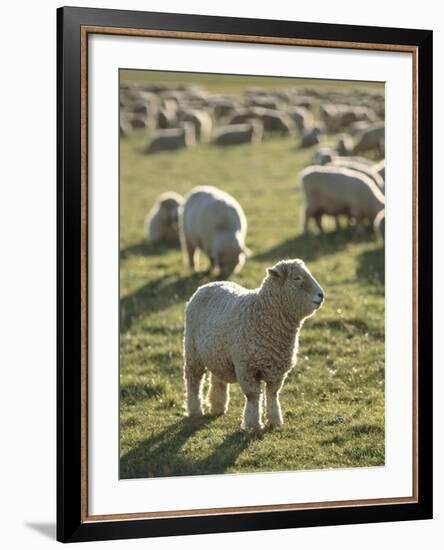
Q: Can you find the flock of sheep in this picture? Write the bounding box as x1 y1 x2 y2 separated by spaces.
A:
124 79 385 430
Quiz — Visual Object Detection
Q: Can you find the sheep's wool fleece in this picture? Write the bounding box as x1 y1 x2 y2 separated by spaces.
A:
184 259 322 388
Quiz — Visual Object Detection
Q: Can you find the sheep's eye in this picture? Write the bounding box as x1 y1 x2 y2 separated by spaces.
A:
294 276 303 282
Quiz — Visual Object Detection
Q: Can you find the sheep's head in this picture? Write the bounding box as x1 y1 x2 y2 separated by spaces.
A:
159 196 182 223
212 232 250 279
266 259 324 320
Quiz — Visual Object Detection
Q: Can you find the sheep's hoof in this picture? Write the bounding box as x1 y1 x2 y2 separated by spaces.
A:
241 421 263 431
186 409 204 419
265 419 284 429
208 408 226 416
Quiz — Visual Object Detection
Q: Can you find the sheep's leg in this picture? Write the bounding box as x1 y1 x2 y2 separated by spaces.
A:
265 379 284 427
238 372 263 430
184 359 205 417
303 207 312 234
315 213 324 233
184 240 199 271
334 216 341 232
207 374 230 415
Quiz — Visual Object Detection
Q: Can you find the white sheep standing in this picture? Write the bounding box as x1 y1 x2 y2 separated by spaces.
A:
144 192 184 243
183 259 324 429
300 165 385 232
179 186 250 278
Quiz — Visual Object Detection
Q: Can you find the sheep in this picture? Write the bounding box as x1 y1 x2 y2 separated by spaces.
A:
374 209 385 240
286 106 315 133
144 192 184 243
257 110 296 136
312 147 335 165
227 108 295 137
211 121 263 146
300 165 385 233
328 158 385 192
180 109 213 143
183 259 324 429
143 123 196 154
351 122 385 155
179 186 250 278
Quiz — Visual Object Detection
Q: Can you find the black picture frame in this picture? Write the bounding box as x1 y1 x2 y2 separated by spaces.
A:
57 5 433 543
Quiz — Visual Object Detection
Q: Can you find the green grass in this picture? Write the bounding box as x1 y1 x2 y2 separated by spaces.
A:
119 75 385 480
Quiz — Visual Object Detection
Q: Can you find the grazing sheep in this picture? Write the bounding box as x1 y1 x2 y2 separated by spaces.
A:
257 109 296 136
248 96 281 110
143 123 196 154
328 159 385 192
180 109 213 142
227 108 295 137
286 106 315 133
183 259 324 429
352 123 385 155
211 121 263 146
300 126 321 148
179 186 250 278
144 192 184 243
374 209 385 240
300 165 385 232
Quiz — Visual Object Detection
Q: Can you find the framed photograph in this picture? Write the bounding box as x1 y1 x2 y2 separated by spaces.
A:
57 6 433 543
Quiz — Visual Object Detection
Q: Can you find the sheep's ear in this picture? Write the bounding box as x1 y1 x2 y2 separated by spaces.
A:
267 264 287 282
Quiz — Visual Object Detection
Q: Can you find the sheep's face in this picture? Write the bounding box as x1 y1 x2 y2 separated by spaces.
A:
213 234 250 279
160 198 181 224
267 259 324 319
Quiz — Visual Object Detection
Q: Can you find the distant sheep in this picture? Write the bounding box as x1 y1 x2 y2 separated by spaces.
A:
211 122 263 146
328 158 385 192
179 186 250 278
183 259 324 429
227 108 295 137
257 109 296 136
144 192 184 243
286 106 315 133
143 123 196 154
352 123 385 155
300 165 385 232
180 109 213 143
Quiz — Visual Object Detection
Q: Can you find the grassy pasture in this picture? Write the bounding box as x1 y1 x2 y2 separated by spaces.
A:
119 72 385 479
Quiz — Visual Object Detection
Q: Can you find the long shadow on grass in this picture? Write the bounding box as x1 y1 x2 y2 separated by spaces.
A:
252 227 373 263
120 417 258 479
120 271 205 333
356 246 385 284
120 239 180 261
